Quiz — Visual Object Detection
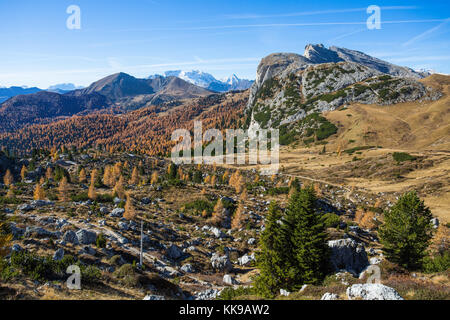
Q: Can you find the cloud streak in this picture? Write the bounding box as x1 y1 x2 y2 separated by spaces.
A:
223 6 419 20
402 17 450 46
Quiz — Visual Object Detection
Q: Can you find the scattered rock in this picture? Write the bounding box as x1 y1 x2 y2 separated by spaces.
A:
223 274 238 285
110 208 125 217
166 244 183 260
321 292 339 300
280 289 290 296
53 248 64 261
180 264 194 273
76 229 97 245
143 295 165 300
211 254 232 272
346 284 404 300
62 230 79 244
238 253 255 266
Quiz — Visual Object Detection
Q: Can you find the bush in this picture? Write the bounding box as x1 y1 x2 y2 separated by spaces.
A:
422 251 450 273
80 265 102 284
184 199 214 216
393 152 417 163
113 264 139 287
71 192 89 202
96 233 107 248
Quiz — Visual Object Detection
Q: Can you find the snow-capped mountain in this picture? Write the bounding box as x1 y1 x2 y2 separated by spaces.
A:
47 83 84 93
149 70 253 92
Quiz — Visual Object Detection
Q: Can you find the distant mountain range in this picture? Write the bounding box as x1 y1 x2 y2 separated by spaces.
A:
0 72 212 132
0 86 42 103
149 70 254 92
0 83 84 103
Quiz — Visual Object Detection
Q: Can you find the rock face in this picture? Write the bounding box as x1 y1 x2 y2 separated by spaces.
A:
346 284 404 300
328 239 369 275
246 44 440 134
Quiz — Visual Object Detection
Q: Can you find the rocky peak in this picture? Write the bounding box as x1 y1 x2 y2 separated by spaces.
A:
304 44 343 64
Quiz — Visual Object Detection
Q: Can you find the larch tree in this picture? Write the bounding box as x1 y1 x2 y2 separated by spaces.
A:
33 183 46 200
78 168 87 183
123 193 136 221
20 165 27 181
58 176 69 202
209 199 226 227
113 175 126 199
3 169 14 186
150 171 159 185
231 201 245 230
129 167 139 185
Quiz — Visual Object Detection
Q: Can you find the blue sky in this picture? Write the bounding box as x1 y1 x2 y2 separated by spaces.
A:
0 0 449 88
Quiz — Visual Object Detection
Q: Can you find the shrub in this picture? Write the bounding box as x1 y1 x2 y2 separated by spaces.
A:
422 250 450 273
96 233 107 248
393 152 417 163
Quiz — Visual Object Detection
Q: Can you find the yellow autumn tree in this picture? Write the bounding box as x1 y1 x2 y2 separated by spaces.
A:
113 175 126 199
20 165 27 181
232 201 245 230
78 168 87 183
0 220 12 258
150 171 159 185
3 169 13 186
46 167 53 180
103 165 114 187
209 199 225 227
123 193 136 221
240 189 248 202
129 167 139 185
6 186 15 198
235 174 245 194
58 176 69 202
88 181 97 200
33 183 46 200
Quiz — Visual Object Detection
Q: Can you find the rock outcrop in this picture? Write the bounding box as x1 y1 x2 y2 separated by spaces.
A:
328 239 369 275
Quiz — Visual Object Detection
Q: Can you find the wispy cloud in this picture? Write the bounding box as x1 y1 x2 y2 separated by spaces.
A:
329 28 367 42
223 6 418 20
402 17 450 46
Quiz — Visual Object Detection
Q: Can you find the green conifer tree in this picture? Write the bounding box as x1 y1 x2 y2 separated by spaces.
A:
281 186 330 289
255 202 286 297
379 191 433 270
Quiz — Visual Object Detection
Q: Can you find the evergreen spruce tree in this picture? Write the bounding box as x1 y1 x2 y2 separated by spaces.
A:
255 201 286 297
281 186 330 290
379 191 433 270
